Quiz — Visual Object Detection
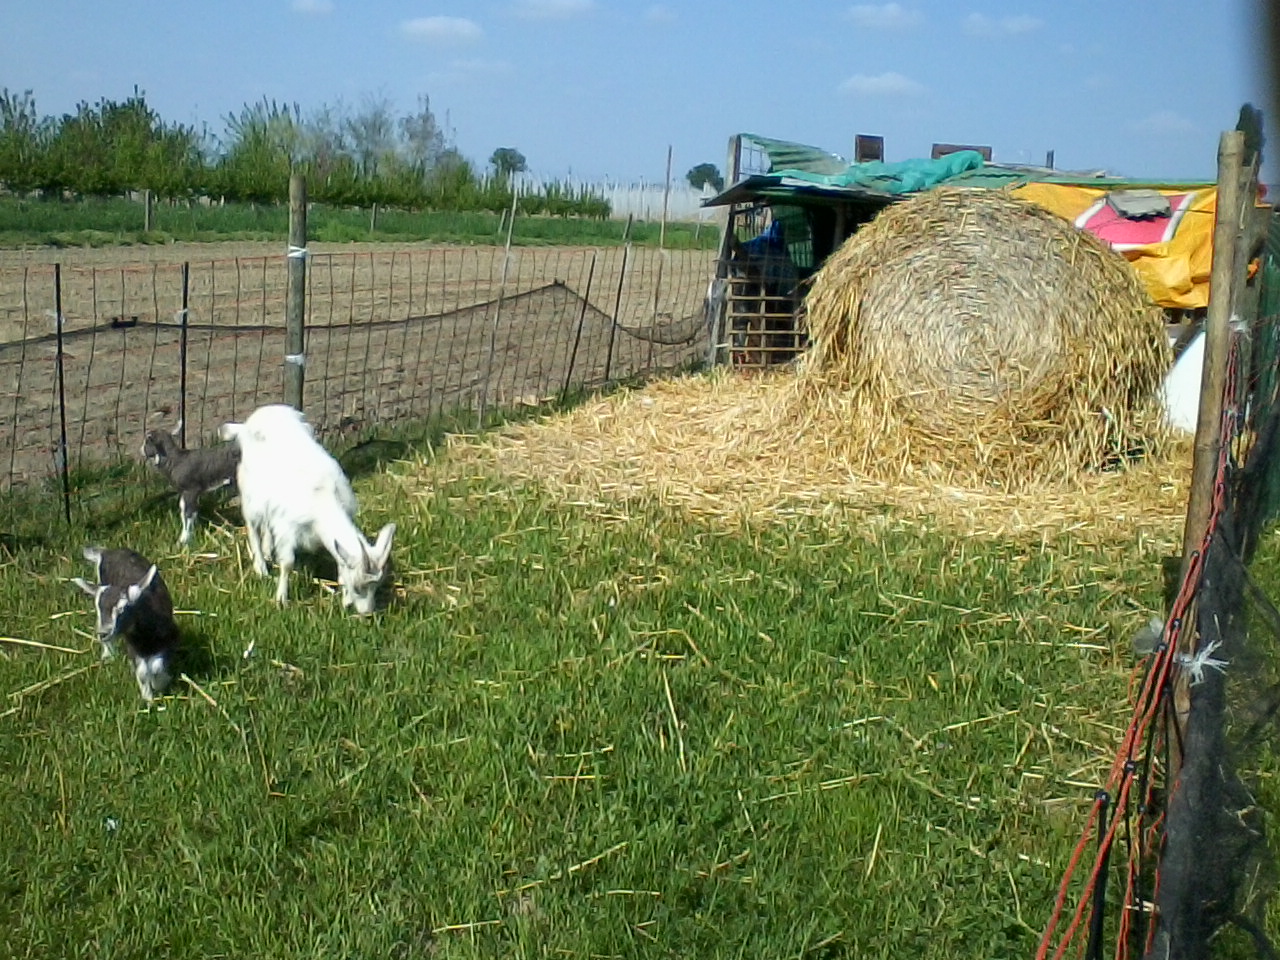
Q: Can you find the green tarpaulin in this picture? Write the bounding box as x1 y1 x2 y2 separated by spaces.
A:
706 133 1213 209
766 149 986 195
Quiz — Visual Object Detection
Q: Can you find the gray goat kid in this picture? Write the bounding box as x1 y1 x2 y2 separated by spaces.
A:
142 421 240 545
72 547 178 702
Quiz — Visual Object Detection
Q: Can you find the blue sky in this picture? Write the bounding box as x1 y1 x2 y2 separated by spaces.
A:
2 0 1271 184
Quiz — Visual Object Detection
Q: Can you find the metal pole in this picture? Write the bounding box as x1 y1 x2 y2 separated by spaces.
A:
477 189 519 429
53 263 71 524
561 253 597 400
179 262 189 447
1084 791 1113 960
603 218 632 384
284 174 308 410
659 144 672 250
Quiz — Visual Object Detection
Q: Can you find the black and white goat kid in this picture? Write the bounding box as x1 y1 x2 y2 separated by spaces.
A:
72 547 179 702
142 422 240 545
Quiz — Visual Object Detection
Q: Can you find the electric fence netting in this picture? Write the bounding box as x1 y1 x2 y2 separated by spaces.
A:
1038 155 1280 960
0 245 717 507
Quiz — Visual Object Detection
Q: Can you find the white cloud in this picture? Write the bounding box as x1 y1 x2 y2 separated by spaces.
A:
400 16 483 43
511 0 595 19
964 13 1043 37
838 71 926 98
847 3 923 28
645 4 676 23
291 0 334 13
1136 110 1197 136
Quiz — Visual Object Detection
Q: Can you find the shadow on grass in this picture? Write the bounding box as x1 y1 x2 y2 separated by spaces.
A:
1 369 705 547
175 627 222 682
337 437 414 481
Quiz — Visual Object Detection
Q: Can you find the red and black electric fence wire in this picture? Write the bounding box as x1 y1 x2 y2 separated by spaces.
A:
1036 343 1242 960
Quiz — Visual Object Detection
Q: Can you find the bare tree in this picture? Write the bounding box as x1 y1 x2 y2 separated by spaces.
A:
343 93 397 178
399 94 447 172
303 101 350 168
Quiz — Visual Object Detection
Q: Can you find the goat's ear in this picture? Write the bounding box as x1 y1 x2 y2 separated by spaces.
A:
174 418 183 437
331 539 354 567
370 523 396 568
71 577 98 597
218 422 242 442
127 565 158 601
81 546 104 581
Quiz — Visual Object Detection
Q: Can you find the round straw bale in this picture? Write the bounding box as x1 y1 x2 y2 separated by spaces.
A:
784 187 1172 487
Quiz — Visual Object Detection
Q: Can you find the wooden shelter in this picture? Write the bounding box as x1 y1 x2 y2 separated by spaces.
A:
702 132 1220 371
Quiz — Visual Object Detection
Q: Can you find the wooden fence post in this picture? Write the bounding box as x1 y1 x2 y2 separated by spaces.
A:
707 134 742 368
284 174 308 411
1172 128 1249 741
1179 129 1247 573
143 189 154 232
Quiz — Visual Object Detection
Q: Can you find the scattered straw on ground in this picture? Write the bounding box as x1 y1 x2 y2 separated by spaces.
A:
429 371 1190 544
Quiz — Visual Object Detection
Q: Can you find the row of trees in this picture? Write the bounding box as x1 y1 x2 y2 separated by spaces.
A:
0 88 609 218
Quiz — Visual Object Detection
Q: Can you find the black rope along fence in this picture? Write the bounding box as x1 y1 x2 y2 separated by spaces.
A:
0 244 716 500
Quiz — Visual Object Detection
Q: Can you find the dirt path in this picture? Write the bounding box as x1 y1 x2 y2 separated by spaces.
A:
0 243 715 487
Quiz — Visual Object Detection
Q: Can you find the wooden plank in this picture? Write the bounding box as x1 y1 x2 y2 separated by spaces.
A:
708 135 743 368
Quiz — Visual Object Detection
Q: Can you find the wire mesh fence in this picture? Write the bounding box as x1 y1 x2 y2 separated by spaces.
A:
0 245 718 494
1036 153 1280 960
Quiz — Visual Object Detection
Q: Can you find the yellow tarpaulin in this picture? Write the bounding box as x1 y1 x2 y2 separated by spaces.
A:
1012 182 1218 310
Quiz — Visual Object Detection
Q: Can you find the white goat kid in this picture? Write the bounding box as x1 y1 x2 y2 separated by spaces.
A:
220 405 395 614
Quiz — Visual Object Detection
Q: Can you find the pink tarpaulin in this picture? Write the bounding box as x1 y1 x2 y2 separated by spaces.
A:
1073 192 1195 250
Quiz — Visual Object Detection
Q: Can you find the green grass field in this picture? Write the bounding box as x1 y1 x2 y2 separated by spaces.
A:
0 417 1200 959
0 196 718 250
